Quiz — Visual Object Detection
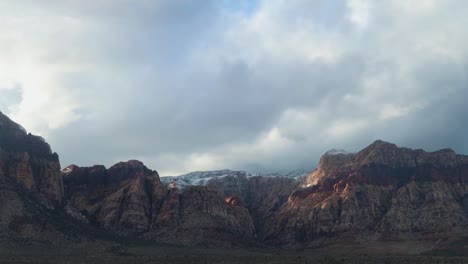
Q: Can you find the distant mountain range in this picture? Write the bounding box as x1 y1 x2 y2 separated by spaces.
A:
1 110 468 253
160 169 309 189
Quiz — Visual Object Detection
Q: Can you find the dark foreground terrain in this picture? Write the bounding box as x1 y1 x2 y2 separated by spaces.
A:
1 241 468 264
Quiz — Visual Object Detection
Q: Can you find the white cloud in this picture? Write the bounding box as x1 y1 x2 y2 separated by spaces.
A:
379 103 426 120
325 119 368 138
2 0 468 174
347 0 371 30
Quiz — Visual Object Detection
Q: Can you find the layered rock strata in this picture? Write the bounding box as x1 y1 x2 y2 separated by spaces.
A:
266 140 468 246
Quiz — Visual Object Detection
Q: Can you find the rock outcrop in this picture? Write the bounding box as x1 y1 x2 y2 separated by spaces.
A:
63 160 167 235
0 111 88 244
265 140 468 246
63 162 257 245
207 175 301 240
3 109 468 250
147 186 256 246
0 111 63 209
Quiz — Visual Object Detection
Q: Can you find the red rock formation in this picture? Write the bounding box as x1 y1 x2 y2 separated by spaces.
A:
0 111 83 244
63 162 257 244
3 109 468 249
265 140 468 246
63 161 167 235
147 186 256 246
207 174 301 240
225 196 243 206
0 111 63 209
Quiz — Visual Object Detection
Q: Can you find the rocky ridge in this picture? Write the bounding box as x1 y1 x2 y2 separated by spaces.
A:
63 164 257 245
161 169 308 190
0 112 63 209
63 161 166 235
0 111 94 244
266 140 468 246
160 169 308 240
2 111 468 250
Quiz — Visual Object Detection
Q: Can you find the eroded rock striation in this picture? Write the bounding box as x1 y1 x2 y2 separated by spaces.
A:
2 109 468 249
266 140 468 246
0 111 82 244
207 175 301 240
147 186 256 246
0 112 63 209
63 160 167 235
63 163 257 245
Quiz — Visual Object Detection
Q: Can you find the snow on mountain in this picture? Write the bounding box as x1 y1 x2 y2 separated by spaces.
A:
160 170 248 189
160 169 310 189
325 149 352 155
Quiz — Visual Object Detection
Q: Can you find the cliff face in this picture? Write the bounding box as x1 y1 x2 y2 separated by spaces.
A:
3 109 468 248
207 175 300 240
0 112 63 209
0 112 78 244
147 186 256 246
265 140 468 246
63 160 167 235
63 163 256 245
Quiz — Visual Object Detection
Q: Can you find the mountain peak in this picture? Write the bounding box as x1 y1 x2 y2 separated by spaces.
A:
325 149 352 156
367 139 398 149
109 159 146 170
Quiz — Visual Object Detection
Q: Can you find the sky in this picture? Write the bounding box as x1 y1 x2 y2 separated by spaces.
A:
1 0 468 176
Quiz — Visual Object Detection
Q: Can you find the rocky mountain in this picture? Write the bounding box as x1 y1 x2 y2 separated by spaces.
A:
0 112 63 209
161 169 308 240
161 170 251 189
265 140 468 247
145 186 256 246
161 169 308 189
63 164 257 245
63 161 167 235
0 111 94 245
206 174 302 240
2 110 468 251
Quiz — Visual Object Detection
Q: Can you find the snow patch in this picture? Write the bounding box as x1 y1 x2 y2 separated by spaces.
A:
325 149 351 155
161 169 310 189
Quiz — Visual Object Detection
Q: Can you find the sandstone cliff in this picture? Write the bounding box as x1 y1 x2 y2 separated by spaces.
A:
63 160 167 235
147 186 256 246
0 111 88 244
3 109 468 249
207 175 300 240
265 140 468 246
63 163 256 245
0 111 63 209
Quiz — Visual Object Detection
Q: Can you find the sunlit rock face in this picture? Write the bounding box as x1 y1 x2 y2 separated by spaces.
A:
265 140 468 246
301 149 355 188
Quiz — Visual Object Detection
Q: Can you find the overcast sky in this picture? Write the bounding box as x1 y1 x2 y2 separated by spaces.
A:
1 0 468 176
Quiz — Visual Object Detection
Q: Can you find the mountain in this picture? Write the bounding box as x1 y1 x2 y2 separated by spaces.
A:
161 169 308 189
63 165 256 246
265 140 468 247
161 169 309 240
0 112 63 209
144 186 256 246
63 160 167 235
161 170 251 189
0 111 98 245
2 110 468 253
206 174 302 240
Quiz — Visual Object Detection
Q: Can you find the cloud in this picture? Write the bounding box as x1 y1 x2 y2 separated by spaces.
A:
1 0 468 175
